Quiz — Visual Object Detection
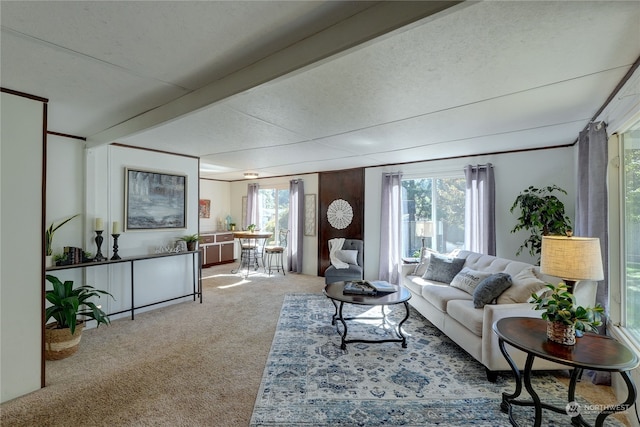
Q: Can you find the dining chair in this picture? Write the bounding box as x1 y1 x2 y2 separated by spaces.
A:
264 229 289 275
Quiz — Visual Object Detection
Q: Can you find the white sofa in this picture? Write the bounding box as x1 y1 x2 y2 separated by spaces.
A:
401 250 598 381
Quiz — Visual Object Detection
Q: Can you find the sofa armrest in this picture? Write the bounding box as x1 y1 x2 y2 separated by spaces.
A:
481 303 544 371
401 263 416 277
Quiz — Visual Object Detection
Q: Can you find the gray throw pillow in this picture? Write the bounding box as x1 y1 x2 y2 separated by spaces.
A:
473 273 513 308
423 254 465 283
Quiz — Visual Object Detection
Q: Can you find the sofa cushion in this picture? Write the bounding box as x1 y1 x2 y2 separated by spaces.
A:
336 249 358 265
473 273 512 308
422 283 472 312
423 254 465 283
497 266 547 304
450 267 492 295
447 299 484 337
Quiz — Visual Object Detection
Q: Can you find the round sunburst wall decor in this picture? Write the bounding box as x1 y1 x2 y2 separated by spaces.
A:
327 198 353 230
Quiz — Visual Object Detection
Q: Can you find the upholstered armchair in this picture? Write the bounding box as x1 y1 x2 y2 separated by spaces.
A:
324 239 364 284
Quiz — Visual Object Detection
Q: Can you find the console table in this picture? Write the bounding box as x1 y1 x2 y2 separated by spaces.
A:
493 317 638 427
46 250 202 320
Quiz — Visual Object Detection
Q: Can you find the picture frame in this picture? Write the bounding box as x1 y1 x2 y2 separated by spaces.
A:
125 168 186 230
304 194 316 236
199 199 211 218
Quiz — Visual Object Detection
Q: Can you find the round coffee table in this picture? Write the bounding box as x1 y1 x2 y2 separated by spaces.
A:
323 281 411 349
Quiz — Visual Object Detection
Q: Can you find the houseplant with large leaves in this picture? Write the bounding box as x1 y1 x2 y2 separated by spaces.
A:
510 185 572 262
44 274 114 360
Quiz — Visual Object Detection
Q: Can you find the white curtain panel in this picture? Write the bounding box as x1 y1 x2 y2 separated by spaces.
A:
379 172 403 284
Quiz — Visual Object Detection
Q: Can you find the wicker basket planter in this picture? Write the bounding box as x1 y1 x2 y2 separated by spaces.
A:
44 321 84 360
546 320 575 346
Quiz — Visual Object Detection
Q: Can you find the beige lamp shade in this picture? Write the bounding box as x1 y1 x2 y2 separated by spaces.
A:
415 221 434 237
540 236 604 282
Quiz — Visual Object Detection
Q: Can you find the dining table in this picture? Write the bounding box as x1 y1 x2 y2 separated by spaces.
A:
231 231 273 277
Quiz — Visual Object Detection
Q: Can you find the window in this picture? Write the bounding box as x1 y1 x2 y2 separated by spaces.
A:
622 123 640 342
258 187 289 238
401 176 466 257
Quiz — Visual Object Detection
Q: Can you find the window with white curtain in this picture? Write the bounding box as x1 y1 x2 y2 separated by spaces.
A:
621 122 640 343
401 175 466 257
258 186 289 238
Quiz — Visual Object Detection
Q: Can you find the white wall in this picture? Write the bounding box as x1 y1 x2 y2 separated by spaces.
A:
364 146 575 280
199 179 231 232
1 92 44 402
48 144 200 322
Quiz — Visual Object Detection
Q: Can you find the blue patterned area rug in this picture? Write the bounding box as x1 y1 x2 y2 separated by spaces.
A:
250 293 622 427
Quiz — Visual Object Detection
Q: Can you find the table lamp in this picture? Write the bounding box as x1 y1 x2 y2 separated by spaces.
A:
415 220 434 248
540 233 604 293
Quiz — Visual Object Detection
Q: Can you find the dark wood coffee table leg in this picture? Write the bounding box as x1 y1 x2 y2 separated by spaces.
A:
396 301 410 348
337 301 348 350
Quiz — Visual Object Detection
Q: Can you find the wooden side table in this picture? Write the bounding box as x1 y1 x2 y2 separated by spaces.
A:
493 317 638 427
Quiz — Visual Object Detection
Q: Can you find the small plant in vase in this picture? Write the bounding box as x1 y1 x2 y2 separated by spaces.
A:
179 234 201 251
530 282 604 345
247 224 257 232
45 214 80 266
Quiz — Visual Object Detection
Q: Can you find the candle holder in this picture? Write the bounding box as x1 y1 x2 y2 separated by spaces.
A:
111 234 121 260
93 230 106 261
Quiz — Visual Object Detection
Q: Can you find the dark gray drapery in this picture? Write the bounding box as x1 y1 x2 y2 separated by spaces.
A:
576 121 610 386
464 164 496 255
379 172 403 284
575 122 609 312
288 179 304 273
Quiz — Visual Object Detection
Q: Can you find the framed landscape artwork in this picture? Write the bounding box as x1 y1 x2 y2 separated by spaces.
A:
125 168 186 230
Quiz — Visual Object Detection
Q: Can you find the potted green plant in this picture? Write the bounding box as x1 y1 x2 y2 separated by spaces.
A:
229 223 236 231
247 224 256 232
530 282 604 345
44 274 114 360
179 234 201 251
510 185 572 262
45 214 80 266
53 253 68 266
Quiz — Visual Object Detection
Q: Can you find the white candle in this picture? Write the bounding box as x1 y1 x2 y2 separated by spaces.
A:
112 221 120 234
95 217 104 231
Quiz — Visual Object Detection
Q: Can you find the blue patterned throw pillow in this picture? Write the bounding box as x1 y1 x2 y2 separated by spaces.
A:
473 273 513 308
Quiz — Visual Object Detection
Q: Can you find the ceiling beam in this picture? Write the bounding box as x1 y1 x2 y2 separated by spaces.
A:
86 0 468 147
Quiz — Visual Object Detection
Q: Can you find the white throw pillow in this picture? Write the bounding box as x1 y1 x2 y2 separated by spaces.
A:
412 248 437 276
496 266 547 304
450 267 492 295
336 249 358 265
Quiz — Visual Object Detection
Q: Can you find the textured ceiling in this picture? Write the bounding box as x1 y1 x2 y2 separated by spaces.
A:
2 1 639 181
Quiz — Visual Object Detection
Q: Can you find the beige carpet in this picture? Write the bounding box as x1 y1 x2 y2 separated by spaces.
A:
1 264 629 426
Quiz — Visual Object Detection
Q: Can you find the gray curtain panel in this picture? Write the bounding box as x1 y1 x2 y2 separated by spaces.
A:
378 172 403 284
575 121 610 386
288 179 304 273
464 164 496 255
246 183 260 228
575 121 609 312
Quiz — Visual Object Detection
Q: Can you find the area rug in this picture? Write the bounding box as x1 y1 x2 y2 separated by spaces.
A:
250 293 623 426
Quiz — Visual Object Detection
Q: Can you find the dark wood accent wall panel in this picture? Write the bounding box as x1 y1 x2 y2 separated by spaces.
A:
318 168 365 276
